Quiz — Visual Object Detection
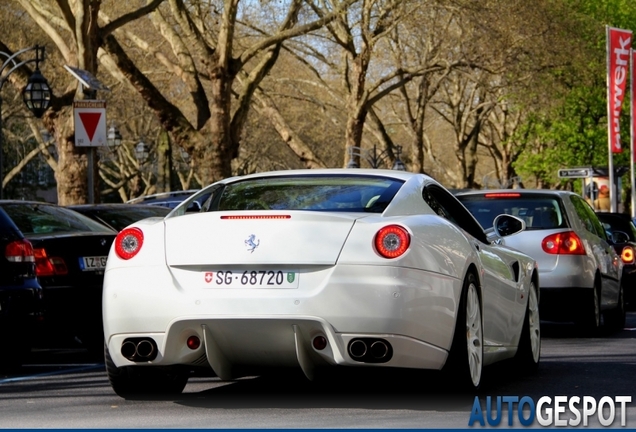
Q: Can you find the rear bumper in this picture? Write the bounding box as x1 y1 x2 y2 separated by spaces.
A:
539 286 592 321
623 266 636 306
106 317 449 380
0 283 42 349
537 259 595 290
35 284 103 347
0 282 42 316
103 263 461 375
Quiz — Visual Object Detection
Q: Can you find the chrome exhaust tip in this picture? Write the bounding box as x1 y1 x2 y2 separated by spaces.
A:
348 339 368 358
348 338 393 363
120 337 158 362
370 341 389 359
121 341 137 360
136 340 155 358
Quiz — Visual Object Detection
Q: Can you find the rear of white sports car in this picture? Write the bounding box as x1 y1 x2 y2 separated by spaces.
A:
102 171 508 395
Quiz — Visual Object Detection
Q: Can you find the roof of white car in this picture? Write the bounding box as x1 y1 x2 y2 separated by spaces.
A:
223 168 422 182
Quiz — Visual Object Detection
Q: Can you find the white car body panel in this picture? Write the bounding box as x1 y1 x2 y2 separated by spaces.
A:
103 169 538 382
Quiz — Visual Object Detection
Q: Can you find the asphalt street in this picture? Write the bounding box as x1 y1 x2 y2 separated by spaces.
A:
0 313 634 429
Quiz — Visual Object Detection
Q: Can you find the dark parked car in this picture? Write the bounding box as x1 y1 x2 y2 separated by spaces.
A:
596 212 636 308
126 190 199 209
0 207 42 370
0 201 117 353
68 203 171 231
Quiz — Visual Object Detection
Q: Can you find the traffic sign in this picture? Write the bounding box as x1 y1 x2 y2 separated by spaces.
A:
73 100 107 147
558 168 592 179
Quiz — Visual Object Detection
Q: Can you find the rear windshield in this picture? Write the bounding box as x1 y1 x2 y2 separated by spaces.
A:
1 203 115 235
85 206 170 230
199 175 404 213
457 193 567 230
596 214 636 241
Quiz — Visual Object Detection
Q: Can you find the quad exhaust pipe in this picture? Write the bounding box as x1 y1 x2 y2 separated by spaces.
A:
347 338 393 363
121 338 158 362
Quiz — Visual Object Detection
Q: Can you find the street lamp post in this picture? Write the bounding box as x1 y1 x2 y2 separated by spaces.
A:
0 45 51 199
346 144 406 171
107 124 122 148
135 139 150 164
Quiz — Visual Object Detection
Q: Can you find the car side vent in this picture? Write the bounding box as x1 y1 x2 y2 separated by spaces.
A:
511 262 520 282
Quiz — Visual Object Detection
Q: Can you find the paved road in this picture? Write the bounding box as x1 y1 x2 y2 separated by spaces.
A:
0 313 635 429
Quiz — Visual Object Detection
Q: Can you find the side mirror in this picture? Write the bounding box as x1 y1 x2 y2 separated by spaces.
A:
493 214 526 237
611 230 630 244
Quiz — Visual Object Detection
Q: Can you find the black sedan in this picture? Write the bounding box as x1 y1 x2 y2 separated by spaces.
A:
0 201 117 353
68 203 171 231
596 212 636 309
0 207 42 371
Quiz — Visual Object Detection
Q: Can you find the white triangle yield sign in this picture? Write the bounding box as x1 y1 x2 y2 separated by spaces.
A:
73 100 107 147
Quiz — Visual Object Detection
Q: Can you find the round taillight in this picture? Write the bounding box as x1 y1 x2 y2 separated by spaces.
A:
187 336 201 350
115 227 144 260
622 246 634 264
374 225 410 259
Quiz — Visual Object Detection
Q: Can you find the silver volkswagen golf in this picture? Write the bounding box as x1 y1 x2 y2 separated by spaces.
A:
456 189 625 334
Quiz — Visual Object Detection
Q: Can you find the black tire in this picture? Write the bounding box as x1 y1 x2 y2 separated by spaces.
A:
104 343 189 397
578 284 601 336
514 280 540 371
604 283 626 331
443 272 483 390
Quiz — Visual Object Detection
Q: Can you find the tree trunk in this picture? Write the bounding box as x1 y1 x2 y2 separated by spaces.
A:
54 112 89 205
201 64 236 185
343 52 370 167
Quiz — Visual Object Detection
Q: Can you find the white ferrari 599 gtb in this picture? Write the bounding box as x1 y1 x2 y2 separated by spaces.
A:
103 169 540 396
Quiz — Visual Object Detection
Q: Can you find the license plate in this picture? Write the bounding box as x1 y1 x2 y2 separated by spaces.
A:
205 270 299 288
79 256 108 271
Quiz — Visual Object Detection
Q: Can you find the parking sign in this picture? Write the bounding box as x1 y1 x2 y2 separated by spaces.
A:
74 100 106 147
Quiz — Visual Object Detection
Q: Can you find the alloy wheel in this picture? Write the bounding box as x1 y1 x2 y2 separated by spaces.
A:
465 282 483 388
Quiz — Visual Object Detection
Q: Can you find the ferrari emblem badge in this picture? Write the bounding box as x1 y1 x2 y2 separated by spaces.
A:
245 234 260 253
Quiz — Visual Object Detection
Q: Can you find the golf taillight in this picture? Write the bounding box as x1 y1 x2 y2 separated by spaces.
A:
374 225 410 259
621 246 635 264
115 227 144 260
33 248 68 276
5 239 35 263
541 231 586 255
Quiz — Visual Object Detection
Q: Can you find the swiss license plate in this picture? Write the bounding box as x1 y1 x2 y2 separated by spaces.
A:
79 256 107 271
206 270 299 288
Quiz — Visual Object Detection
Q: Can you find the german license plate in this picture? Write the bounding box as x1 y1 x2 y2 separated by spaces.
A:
79 256 107 271
206 270 299 288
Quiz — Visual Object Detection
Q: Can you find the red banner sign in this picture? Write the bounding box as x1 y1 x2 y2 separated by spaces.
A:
632 49 636 162
607 27 632 153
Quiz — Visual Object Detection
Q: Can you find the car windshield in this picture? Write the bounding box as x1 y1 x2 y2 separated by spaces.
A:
457 193 566 230
1 203 115 235
199 175 404 213
596 214 636 241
